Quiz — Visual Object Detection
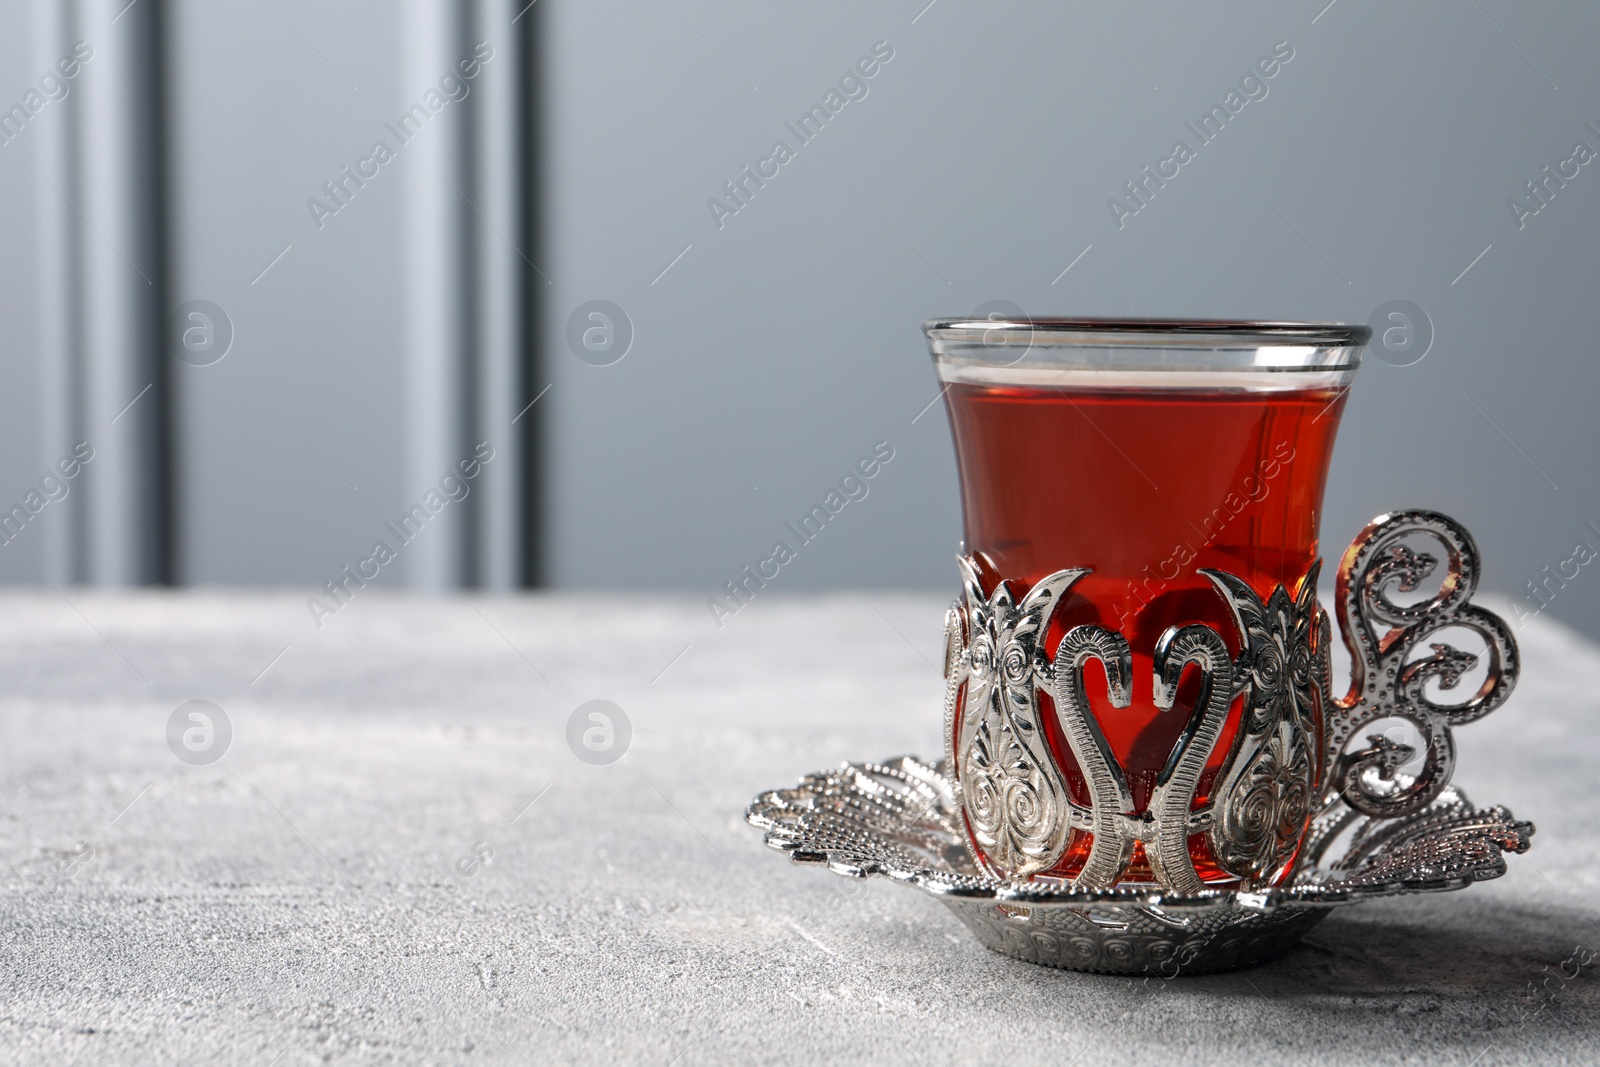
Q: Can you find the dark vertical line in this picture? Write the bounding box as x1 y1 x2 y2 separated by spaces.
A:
147 0 176 585
517 0 544 587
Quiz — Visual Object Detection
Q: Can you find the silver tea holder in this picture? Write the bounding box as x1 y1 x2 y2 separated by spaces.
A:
747 509 1533 975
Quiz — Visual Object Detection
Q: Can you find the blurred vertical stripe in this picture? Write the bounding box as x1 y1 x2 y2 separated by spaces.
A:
402 0 532 590
400 0 471 591
29 0 539 589
36 0 172 585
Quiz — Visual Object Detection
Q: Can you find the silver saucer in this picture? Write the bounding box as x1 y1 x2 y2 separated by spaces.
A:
746 755 1533 975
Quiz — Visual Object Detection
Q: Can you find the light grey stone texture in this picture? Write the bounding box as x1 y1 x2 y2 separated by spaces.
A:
0 591 1594 1065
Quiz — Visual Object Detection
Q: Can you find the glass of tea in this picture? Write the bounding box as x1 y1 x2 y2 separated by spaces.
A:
925 317 1369 891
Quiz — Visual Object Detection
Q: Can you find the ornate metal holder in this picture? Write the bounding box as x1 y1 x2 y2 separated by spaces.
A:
746 510 1533 974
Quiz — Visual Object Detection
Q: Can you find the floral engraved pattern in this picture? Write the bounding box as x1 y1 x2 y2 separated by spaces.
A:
1218 726 1313 878
963 716 1067 874
950 555 1084 878
945 509 1519 895
1202 565 1323 888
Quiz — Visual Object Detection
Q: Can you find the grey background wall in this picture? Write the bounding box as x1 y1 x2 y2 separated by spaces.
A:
0 1 1597 639
0 1 46 585
167 0 408 587
0 0 529 598
544 0 1600 642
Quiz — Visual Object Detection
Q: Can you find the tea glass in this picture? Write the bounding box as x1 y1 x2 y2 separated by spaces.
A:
926 318 1367 892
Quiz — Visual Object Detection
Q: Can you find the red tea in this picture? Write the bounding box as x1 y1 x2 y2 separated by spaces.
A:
944 380 1348 883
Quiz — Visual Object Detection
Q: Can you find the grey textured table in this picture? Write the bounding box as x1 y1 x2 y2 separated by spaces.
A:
1 590 1596 1065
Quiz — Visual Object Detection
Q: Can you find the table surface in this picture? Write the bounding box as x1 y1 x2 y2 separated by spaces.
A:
1 589 1596 1066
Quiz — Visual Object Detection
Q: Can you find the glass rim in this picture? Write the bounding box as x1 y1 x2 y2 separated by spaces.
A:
923 316 1371 352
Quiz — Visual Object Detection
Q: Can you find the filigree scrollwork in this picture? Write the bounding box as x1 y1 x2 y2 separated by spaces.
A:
746 755 1533 976
1328 510 1519 818
945 508 1519 893
947 555 1241 893
947 555 1084 878
1050 626 1135 890
1147 625 1236 895
1202 566 1323 888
